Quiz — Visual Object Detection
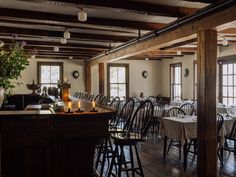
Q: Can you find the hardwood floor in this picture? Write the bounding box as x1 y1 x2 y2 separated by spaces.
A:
95 135 236 177
141 136 236 177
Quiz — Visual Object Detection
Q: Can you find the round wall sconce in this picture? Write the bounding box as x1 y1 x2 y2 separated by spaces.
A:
142 70 148 79
72 70 79 79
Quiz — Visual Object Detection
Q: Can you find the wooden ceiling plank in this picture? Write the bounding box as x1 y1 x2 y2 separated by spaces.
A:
0 26 132 42
0 8 166 30
52 0 199 17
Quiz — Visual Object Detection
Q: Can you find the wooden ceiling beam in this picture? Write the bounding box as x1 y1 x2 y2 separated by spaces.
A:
0 8 166 30
160 38 197 50
34 55 86 60
53 0 198 17
2 39 110 50
0 26 132 42
88 4 236 64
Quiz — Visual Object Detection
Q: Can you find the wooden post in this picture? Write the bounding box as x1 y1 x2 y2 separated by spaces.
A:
99 63 105 95
85 62 91 94
197 29 217 177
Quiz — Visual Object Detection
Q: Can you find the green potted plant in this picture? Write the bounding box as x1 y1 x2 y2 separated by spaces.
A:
0 42 29 108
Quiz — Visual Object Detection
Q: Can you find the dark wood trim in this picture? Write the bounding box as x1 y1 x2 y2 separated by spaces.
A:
37 62 64 85
107 63 129 98
197 29 217 177
85 63 91 94
218 55 236 63
99 63 105 95
193 60 198 100
169 62 182 100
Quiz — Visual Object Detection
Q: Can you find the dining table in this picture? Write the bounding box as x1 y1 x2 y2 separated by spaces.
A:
160 115 235 170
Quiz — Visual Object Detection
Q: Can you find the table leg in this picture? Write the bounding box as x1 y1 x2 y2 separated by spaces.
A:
183 140 188 171
163 136 167 159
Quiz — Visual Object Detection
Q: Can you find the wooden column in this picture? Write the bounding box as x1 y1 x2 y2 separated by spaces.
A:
99 63 105 95
197 29 217 177
85 62 91 94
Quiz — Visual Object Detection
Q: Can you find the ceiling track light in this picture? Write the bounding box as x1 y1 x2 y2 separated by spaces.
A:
222 38 229 46
63 30 70 39
60 38 67 44
78 8 87 22
54 46 59 52
177 51 182 55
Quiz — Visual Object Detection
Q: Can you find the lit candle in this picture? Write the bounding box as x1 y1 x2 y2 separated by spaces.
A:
68 101 72 112
78 101 81 110
92 101 95 109
64 77 67 83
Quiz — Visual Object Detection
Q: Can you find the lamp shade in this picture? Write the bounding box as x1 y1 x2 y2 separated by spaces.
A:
222 39 229 46
78 9 87 21
63 30 70 39
54 46 59 52
60 38 67 44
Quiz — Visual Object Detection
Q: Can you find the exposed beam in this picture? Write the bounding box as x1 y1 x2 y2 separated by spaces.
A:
2 39 110 50
35 55 87 59
0 8 166 30
0 26 132 42
197 29 217 177
160 39 197 50
88 4 236 65
52 0 198 17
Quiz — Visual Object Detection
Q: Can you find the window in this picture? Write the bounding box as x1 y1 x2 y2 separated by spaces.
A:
170 63 182 100
219 58 236 105
37 62 63 89
107 64 129 99
193 60 197 100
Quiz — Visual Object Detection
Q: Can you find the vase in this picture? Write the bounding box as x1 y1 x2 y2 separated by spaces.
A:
0 87 5 108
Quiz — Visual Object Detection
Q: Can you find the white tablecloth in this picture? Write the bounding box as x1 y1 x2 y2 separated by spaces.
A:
160 115 235 145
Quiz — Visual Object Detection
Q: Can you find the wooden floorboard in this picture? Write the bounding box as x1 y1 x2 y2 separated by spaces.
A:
95 135 236 177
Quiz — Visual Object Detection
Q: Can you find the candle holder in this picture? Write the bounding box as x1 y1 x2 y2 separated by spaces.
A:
90 108 98 112
65 108 73 113
75 108 84 113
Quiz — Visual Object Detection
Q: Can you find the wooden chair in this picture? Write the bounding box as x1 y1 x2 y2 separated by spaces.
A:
86 94 94 102
149 104 165 134
223 119 236 156
166 107 186 159
108 100 154 177
180 103 194 115
146 96 156 104
99 95 109 106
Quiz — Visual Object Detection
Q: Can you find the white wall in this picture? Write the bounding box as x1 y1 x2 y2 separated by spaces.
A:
90 59 162 97
91 65 99 95
160 43 236 99
12 58 86 95
160 54 196 99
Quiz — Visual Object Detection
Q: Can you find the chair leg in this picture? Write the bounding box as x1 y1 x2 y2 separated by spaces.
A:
118 145 124 177
167 139 173 154
108 144 118 177
134 144 144 177
129 145 135 177
95 140 103 170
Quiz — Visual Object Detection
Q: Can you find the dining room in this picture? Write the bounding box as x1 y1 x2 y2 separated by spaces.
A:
0 1 236 177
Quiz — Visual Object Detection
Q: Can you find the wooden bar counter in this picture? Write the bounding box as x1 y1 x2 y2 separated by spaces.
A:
0 101 115 177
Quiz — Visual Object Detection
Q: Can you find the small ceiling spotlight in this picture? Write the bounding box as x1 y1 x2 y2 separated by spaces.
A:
63 30 70 39
145 57 149 61
69 56 73 60
31 55 35 59
78 8 87 22
177 51 182 55
54 46 59 52
222 38 229 46
60 38 67 44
